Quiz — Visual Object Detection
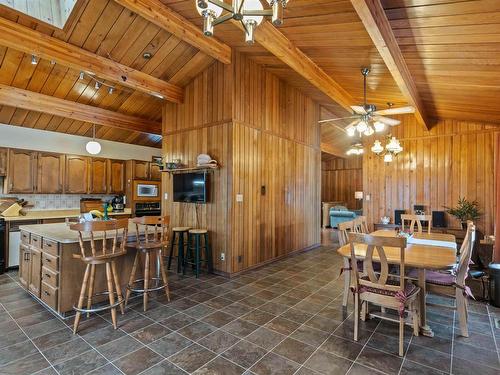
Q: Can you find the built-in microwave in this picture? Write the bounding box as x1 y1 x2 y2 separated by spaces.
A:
133 180 160 201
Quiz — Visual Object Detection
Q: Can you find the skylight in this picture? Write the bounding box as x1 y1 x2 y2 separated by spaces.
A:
0 0 78 29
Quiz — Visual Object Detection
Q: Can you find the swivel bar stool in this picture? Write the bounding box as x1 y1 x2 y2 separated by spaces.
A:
125 216 170 311
167 226 191 273
69 218 129 334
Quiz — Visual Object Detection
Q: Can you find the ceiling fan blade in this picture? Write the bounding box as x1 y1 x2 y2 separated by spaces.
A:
318 116 358 124
373 115 401 126
374 106 415 116
351 105 367 115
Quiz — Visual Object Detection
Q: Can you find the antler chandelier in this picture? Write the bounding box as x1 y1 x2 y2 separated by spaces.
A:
196 0 289 44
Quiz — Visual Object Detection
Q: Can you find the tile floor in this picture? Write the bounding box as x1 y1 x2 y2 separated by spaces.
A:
0 242 499 375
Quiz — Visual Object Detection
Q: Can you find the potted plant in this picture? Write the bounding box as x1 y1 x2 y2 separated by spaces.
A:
444 197 481 229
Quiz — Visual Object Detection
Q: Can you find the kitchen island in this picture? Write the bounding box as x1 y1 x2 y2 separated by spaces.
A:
18 222 142 317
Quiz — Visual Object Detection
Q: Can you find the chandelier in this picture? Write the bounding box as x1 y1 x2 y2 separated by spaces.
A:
346 143 364 156
371 136 403 162
195 0 289 44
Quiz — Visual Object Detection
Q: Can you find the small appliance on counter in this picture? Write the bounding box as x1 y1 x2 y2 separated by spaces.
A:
0 199 29 217
111 195 125 212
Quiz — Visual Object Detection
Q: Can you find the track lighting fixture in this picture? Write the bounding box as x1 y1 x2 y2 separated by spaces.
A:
79 71 85 80
31 55 37 65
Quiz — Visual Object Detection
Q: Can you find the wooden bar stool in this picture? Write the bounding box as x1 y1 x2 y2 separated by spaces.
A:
125 216 170 311
69 219 129 334
167 227 191 273
184 229 213 278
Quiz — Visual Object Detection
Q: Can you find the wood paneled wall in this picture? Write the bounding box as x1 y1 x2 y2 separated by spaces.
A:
321 156 362 209
162 53 321 275
363 115 498 235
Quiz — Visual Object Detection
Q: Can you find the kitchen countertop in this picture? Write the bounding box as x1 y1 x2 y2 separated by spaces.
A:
1 208 131 222
19 221 139 244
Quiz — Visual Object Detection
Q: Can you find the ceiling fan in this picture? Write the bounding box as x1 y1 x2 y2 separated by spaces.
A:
319 68 415 137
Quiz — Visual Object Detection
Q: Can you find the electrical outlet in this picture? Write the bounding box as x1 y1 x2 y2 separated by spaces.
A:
236 194 243 202
220 253 225 261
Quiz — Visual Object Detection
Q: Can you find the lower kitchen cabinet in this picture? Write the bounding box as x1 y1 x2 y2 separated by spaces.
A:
28 247 41 298
19 243 30 289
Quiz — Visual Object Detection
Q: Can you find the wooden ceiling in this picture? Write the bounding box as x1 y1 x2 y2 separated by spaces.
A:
0 0 214 147
0 0 498 151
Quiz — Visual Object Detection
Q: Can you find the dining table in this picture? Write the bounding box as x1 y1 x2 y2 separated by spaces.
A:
337 229 458 337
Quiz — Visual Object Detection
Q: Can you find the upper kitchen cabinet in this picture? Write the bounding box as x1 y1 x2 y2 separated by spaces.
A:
37 153 65 194
89 158 108 194
108 159 126 194
6 149 37 193
0 148 7 176
65 155 89 194
150 163 161 181
132 160 150 180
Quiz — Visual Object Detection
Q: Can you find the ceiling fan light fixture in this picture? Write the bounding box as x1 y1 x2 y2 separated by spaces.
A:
356 120 368 133
384 153 393 163
346 125 356 137
374 121 385 132
364 126 374 136
386 137 400 152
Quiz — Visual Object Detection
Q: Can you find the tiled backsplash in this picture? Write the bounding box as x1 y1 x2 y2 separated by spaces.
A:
0 194 115 210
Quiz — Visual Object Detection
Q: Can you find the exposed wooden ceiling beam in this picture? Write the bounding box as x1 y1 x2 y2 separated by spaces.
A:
114 0 232 65
351 0 429 130
234 21 354 112
320 142 345 158
0 17 183 103
0 84 161 135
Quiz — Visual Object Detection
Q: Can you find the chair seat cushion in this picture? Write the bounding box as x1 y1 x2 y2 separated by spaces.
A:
359 276 419 299
408 269 456 286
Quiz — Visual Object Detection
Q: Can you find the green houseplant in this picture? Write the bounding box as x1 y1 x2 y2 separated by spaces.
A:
444 197 481 228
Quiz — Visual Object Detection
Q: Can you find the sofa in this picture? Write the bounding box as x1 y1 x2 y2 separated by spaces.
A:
329 206 358 228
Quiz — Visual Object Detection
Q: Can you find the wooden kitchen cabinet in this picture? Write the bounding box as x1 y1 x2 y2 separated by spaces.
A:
0 148 7 176
6 149 37 193
108 159 125 194
89 158 108 194
132 160 150 180
28 247 42 298
150 163 161 181
37 152 65 193
19 243 30 289
65 155 89 194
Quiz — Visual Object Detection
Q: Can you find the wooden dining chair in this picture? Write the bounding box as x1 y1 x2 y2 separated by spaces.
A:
348 232 420 356
353 216 369 234
69 218 129 334
338 220 355 306
418 222 476 337
126 216 171 311
401 214 432 234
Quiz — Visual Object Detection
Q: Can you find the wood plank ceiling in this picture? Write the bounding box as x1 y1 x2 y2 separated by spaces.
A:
0 0 498 150
0 0 215 147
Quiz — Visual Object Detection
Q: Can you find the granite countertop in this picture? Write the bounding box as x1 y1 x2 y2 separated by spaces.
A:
19 221 140 244
1 208 132 222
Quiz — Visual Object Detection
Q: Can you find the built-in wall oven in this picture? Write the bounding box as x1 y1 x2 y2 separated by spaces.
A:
134 202 161 217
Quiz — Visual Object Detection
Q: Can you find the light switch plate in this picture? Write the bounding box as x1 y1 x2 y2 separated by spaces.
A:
236 194 243 202
164 193 168 200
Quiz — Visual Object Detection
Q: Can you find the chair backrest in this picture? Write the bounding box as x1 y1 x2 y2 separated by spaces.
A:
456 221 476 285
348 232 407 293
401 214 432 234
131 215 170 244
70 218 129 259
353 216 369 234
338 220 354 246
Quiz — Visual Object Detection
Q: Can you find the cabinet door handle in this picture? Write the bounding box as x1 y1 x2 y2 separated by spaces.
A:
44 291 50 296
44 273 51 278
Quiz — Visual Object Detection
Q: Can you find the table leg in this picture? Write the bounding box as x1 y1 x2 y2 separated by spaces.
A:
342 257 350 307
418 268 434 337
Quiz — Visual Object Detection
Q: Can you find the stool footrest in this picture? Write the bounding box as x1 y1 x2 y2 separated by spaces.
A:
127 278 168 293
73 292 123 314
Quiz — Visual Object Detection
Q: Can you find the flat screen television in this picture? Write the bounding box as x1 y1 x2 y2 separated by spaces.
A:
173 172 207 203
